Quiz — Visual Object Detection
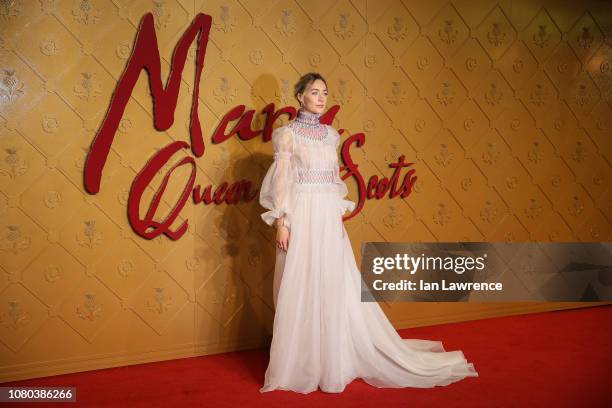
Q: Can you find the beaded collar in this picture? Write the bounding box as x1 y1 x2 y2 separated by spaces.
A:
288 108 327 141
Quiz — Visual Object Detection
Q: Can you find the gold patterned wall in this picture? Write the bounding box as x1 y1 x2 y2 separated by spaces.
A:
0 0 610 382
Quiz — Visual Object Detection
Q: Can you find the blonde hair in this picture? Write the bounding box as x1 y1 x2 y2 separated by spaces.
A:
293 72 327 104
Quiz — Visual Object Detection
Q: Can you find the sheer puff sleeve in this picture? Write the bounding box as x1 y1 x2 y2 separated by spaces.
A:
331 127 356 215
259 126 296 229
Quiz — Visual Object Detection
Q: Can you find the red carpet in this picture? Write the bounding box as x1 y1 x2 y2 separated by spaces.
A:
4 305 611 407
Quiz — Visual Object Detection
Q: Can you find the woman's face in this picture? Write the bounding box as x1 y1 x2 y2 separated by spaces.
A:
298 79 328 114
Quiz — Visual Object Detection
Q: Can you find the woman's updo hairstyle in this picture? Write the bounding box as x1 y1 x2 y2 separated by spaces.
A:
293 72 328 105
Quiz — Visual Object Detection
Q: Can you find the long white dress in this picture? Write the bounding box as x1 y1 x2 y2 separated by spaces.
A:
258 109 478 394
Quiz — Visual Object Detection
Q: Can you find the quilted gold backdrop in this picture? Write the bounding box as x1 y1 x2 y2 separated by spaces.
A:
1 0 610 381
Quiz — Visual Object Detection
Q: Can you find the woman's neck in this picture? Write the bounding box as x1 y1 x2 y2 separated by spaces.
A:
295 108 322 127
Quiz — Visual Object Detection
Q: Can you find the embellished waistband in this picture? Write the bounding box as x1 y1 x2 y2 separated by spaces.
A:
296 168 335 184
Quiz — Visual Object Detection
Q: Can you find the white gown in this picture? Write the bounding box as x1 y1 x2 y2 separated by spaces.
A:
258 110 478 394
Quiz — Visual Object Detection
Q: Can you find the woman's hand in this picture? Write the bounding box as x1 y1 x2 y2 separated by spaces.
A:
275 218 290 251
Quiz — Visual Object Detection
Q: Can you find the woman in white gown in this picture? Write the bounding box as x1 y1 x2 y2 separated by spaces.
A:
258 73 478 394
